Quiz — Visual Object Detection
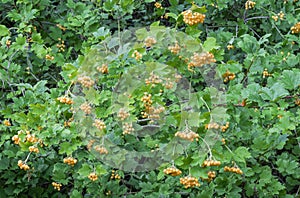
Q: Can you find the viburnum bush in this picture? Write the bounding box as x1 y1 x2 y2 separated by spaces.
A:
0 0 299 197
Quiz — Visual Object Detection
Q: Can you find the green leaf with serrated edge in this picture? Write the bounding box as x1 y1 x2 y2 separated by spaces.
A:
78 163 91 177
0 25 9 36
203 37 217 52
233 146 251 163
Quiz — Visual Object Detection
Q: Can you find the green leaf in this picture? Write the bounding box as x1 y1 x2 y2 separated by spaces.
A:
78 163 91 177
203 37 217 52
280 69 300 90
0 25 9 36
260 83 289 101
233 146 251 163
59 142 74 155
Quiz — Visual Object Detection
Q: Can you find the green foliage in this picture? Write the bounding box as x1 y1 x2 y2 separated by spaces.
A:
0 0 300 197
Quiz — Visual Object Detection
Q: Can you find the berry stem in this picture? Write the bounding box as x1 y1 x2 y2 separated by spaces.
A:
199 136 212 159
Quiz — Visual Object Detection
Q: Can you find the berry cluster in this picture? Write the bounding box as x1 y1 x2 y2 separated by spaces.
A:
56 38 66 52
227 44 234 50
221 122 229 132
145 72 162 86
205 122 220 130
175 130 199 142
272 11 284 22
154 2 162 9
3 119 11 126
141 92 153 109
80 102 92 114
163 166 182 176
117 108 130 120
222 70 235 83
201 171 216 182
174 73 182 82
144 37 157 48
56 24 66 31
224 166 243 174
182 10 205 25
6 39 11 47
111 170 121 180
63 157 77 166
29 146 39 153
148 106 165 120
18 160 30 171
168 42 181 54
45 54 54 60
64 117 74 127
180 176 200 188
295 98 300 106
97 63 108 74
52 182 62 191
78 76 95 88
122 122 134 135
291 22 300 34
57 96 74 104
95 145 108 154
221 138 226 145
93 119 106 130
245 1 256 10
262 69 272 78
164 78 174 89
88 172 98 181
12 135 20 144
189 52 216 68
26 131 39 143
132 50 142 60
202 159 221 167
87 139 96 151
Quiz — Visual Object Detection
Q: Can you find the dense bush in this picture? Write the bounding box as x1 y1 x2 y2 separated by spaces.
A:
0 0 299 197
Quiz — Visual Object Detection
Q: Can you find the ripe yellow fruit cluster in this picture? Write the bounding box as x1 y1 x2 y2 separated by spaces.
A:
164 78 174 89
78 76 95 88
224 166 243 174
141 92 153 109
6 40 11 47
202 159 221 167
147 106 165 120
295 98 300 106
87 139 96 151
122 122 134 135
168 42 181 54
56 38 66 52
117 108 130 120
63 157 77 166
29 146 39 153
26 132 39 143
221 122 229 132
227 44 234 50
95 145 108 154
3 119 11 126
12 135 20 144
202 171 216 182
182 10 205 25
175 130 199 141
144 37 157 48
154 2 162 9
291 22 300 34
163 167 182 176
262 69 272 78
222 70 235 83
56 24 66 31
180 176 200 188
245 1 256 10
145 72 162 86
52 182 62 191
189 52 216 68
93 119 106 130
64 117 74 127
45 54 54 60
221 138 226 144
18 160 30 171
205 122 220 130
97 63 108 74
132 50 142 60
111 170 121 180
88 172 98 181
57 96 73 104
80 102 92 114
174 73 182 82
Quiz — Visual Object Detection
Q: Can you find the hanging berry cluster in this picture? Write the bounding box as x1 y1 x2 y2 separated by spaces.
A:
52 182 62 191
262 69 272 78
110 170 121 180
95 145 108 154
163 166 182 176
168 41 181 54
145 72 162 86
175 130 199 142
29 146 39 153
3 119 11 126
222 70 235 83
224 166 243 174
78 76 95 88
117 108 130 121
93 119 106 130
18 160 30 171
122 122 134 135
245 1 256 10
202 159 221 167
182 10 205 25
132 50 142 60
188 52 216 69
201 171 216 182
97 63 108 74
88 172 98 181
80 102 92 114
57 96 73 104
291 22 300 34
180 176 200 188
144 37 157 48
63 157 77 166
